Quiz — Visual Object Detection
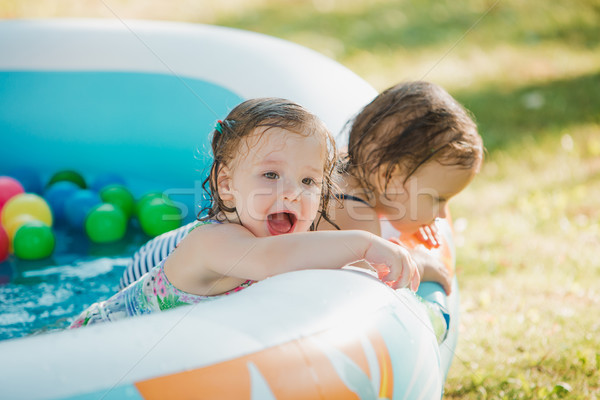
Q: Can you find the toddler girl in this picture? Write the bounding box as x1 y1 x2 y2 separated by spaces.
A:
71 98 419 328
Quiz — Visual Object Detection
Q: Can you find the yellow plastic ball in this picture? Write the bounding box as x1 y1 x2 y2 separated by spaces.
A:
1 193 53 228
5 214 37 241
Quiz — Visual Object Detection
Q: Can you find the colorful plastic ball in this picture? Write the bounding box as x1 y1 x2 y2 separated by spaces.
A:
64 190 101 230
90 172 126 192
138 197 183 237
135 192 164 218
13 221 55 260
5 214 37 241
0 176 25 213
99 185 135 218
85 203 127 243
0 224 9 262
44 181 80 222
1 193 53 227
47 170 87 189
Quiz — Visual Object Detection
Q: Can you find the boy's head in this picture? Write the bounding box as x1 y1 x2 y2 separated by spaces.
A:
346 81 483 193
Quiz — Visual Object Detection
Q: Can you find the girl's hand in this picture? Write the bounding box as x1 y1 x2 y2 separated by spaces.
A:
364 236 420 291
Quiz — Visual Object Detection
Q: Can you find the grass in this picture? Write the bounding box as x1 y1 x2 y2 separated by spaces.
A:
4 0 600 398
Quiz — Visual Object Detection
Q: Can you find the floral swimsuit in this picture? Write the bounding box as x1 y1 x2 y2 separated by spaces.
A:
70 221 254 328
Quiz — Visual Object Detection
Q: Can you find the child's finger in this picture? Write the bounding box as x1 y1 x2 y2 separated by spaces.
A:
410 267 420 292
416 226 435 248
417 227 429 244
407 254 419 291
430 223 442 248
424 225 438 247
374 262 403 286
375 265 390 281
391 253 419 290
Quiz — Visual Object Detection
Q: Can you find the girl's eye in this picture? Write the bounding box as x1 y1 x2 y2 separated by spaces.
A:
264 172 279 179
302 177 316 186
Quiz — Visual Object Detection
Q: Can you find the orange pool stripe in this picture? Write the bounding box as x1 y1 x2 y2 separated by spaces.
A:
136 326 394 399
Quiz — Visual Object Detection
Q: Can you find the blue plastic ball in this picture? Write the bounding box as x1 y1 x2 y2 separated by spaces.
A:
64 190 102 230
44 181 80 222
7 167 43 194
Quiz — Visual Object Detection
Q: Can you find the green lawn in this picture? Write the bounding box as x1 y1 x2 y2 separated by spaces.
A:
4 0 600 398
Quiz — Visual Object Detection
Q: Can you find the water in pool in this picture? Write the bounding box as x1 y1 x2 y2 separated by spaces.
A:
0 226 150 341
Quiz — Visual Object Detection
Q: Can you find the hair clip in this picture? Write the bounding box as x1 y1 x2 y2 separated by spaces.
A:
215 120 224 134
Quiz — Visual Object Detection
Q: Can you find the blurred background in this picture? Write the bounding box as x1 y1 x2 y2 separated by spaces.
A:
3 1 599 398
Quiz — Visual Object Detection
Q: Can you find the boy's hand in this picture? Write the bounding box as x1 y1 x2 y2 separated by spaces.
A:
409 246 452 295
414 224 441 249
387 237 451 294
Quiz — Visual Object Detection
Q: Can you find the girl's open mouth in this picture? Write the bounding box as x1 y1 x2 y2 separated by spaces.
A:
267 212 298 235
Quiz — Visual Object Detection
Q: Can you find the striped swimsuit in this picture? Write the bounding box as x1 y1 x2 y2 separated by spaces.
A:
71 220 254 328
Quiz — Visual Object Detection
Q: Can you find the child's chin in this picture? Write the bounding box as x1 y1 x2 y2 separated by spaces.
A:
389 221 421 235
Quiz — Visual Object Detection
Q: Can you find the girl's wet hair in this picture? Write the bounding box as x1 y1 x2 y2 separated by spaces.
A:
344 81 484 193
200 97 338 230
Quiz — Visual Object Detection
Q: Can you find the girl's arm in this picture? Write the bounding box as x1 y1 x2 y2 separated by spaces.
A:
169 222 419 291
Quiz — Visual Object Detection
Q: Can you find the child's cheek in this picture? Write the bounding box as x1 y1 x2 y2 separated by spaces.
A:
306 192 321 216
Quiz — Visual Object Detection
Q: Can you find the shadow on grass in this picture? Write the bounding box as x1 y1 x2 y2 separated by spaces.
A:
454 71 600 153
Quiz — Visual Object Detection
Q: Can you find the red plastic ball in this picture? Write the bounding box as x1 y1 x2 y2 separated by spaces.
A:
0 224 9 262
0 176 25 215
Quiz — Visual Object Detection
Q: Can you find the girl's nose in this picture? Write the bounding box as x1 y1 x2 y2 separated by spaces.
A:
282 180 302 202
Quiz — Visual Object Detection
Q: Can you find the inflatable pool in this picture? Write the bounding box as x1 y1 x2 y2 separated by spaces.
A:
0 19 458 399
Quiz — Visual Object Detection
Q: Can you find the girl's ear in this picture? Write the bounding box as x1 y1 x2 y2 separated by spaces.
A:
217 164 234 202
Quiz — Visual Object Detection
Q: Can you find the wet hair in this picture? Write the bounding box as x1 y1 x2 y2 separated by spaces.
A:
344 81 483 193
200 97 338 230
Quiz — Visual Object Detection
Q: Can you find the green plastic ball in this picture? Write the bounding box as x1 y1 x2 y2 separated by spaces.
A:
99 185 135 218
135 192 164 218
47 170 87 189
13 221 55 260
85 203 127 243
138 197 183 237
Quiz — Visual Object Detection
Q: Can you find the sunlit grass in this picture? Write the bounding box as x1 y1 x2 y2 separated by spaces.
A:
346 44 600 93
448 123 600 398
3 0 600 398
